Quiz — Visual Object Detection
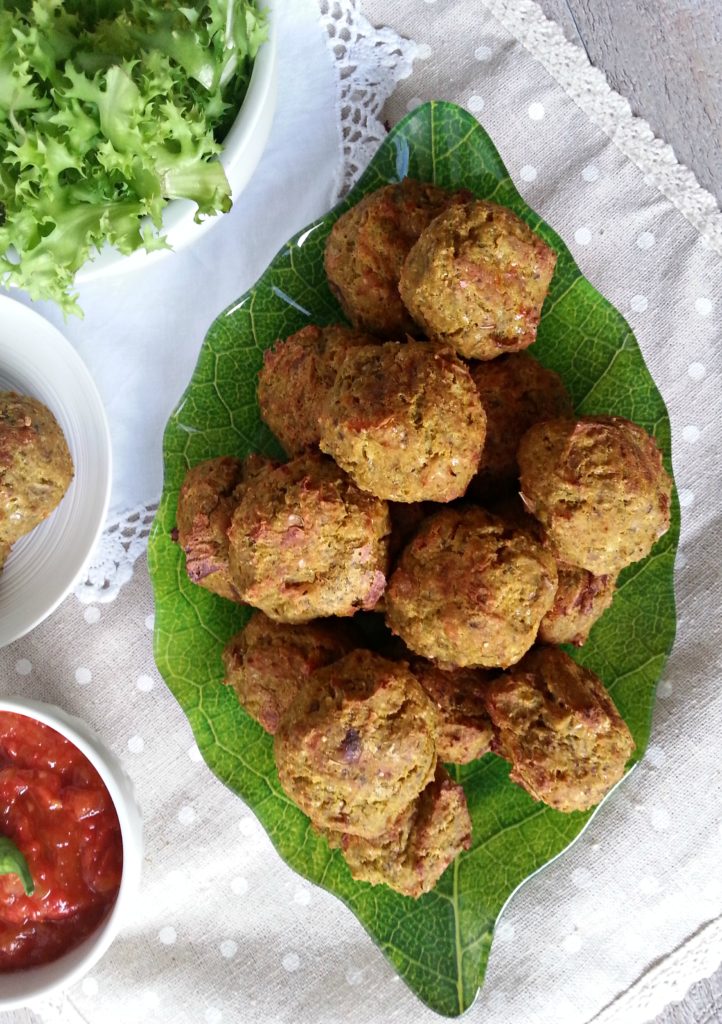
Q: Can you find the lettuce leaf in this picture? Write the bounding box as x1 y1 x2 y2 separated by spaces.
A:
0 0 267 315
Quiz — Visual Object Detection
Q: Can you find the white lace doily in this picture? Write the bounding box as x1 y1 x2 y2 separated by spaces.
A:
74 504 157 605
319 0 418 194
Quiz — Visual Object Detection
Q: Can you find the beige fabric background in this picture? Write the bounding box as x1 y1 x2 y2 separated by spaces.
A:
2 2 722 1023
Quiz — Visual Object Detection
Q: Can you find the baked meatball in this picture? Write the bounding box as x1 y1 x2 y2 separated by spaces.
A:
412 661 494 764
0 391 73 546
176 454 272 602
518 416 672 575
489 495 616 647
484 647 635 813
258 324 377 455
223 612 356 733
274 650 438 838
228 452 390 623
538 564 617 647
319 342 486 503
399 201 557 360
324 180 467 337
469 353 573 495
386 508 558 669
326 765 471 898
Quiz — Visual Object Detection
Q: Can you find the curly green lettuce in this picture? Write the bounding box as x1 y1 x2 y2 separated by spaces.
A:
0 0 267 314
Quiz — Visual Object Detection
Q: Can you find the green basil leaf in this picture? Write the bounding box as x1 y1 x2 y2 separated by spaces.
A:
148 101 679 1016
0 836 35 896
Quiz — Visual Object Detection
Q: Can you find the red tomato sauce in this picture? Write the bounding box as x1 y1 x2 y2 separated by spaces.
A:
0 712 123 971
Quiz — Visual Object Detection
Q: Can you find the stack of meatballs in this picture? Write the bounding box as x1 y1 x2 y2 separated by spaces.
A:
175 180 673 899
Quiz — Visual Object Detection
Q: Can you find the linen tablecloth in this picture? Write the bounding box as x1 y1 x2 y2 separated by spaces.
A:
2 2 722 1023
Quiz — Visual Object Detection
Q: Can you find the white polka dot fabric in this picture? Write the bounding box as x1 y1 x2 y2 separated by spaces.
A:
2 3 721 1024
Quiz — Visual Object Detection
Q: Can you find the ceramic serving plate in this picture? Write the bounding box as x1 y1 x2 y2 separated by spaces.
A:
148 102 679 1017
0 298 111 647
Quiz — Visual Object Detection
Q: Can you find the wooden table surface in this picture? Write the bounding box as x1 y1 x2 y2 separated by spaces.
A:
539 6 722 1021
539 0 722 203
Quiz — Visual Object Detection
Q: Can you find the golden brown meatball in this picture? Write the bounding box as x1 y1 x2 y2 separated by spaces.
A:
324 180 468 337
386 508 557 669
484 647 635 813
319 342 486 503
518 416 672 575
489 495 617 647
223 612 356 734
274 650 438 838
257 324 377 455
399 201 557 360
469 353 573 496
411 661 494 764
538 564 616 647
176 454 273 602
326 765 471 898
0 391 73 547
227 452 390 623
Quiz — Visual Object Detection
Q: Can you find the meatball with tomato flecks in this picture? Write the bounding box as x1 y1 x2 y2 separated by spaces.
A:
319 341 486 503
324 179 469 337
399 200 557 360
0 391 73 549
411 660 495 764
518 416 672 575
223 612 357 734
488 494 617 646
176 453 274 602
258 324 378 456
227 452 390 623
385 507 557 669
538 564 617 647
325 765 471 898
484 646 635 813
274 650 438 838
469 352 573 497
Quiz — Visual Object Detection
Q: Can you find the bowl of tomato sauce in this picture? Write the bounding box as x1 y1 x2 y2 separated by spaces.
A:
0 698 143 1009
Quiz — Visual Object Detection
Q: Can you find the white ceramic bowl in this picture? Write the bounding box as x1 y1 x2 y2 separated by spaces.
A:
0 697 143 1010
0 297 111 646
77 0 278 283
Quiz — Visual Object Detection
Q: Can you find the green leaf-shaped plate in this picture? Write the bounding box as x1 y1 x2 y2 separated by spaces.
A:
148 101 679 1017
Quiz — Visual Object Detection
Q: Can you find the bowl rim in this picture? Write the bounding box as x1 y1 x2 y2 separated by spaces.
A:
0 296 112 648
217 0 278 179
0 697 143 1010
75 0 279 284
